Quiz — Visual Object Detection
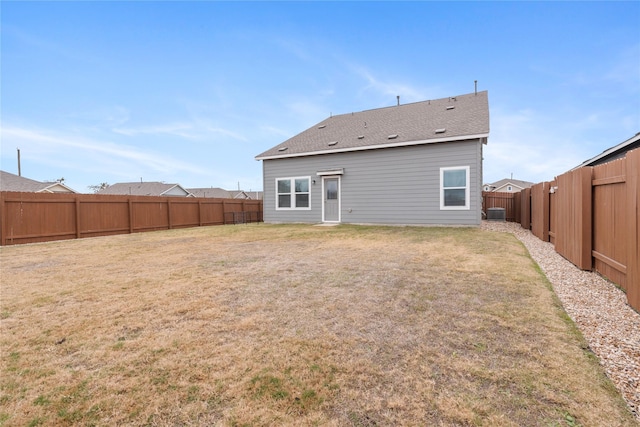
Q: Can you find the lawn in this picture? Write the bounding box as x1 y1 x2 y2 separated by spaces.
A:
0 224 636 426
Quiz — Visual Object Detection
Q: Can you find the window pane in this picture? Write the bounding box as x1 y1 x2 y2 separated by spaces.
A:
278 194 291 208
444 189 466 206
296 194 309 207
295 178 309 193
277 179 290 193
443 169 466 188
326 180 338 200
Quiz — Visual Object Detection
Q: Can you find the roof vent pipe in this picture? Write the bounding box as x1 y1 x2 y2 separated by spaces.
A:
397 95 400 106
475 80 477 95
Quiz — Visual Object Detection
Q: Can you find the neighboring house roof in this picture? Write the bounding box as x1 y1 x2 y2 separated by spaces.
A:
0 170 78 193
483 178 534 191
188 187 234 198
98 182 193 197
573 132 640 169
255 91 489 160
229 190 264 200
187 188 264 200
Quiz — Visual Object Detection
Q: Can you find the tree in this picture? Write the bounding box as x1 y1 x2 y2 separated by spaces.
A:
88 182 109 193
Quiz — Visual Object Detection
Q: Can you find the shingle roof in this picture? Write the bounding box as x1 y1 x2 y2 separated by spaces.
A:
0 170 77 193
98 182 191 196
188 188 234 198
486 178 535 189
187 188 264 200
256 91 489 160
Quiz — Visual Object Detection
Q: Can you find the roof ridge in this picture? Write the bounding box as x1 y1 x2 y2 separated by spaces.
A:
339 90 488 116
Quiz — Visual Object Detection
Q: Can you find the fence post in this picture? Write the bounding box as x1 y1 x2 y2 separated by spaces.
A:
626 149 640 312
167 199 172 229
222 200 226 225
578 167 593 270
75 197 81 239
0 192 5 246
542 181 550 242
521 188 531 229
128 198 134 234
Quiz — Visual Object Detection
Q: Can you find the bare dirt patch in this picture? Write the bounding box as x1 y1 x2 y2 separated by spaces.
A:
1 224 637 426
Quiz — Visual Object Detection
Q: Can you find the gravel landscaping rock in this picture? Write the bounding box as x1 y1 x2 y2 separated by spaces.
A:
481 220 640 420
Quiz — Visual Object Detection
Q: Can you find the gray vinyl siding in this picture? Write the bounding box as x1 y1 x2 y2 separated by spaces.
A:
262 139 483 225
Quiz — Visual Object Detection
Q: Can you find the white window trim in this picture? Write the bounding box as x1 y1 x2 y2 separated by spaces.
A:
275 176 312 210
440 166 470 210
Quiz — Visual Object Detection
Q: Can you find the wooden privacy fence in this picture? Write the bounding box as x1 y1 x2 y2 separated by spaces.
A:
519 148 639 312
482 191 521 223
0 192 263 246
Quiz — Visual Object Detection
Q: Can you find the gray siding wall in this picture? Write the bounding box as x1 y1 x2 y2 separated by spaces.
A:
262 139 483 225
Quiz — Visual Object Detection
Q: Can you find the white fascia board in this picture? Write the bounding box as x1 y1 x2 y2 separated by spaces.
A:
161 184 190 196
255 133 489 160
42 183 78 193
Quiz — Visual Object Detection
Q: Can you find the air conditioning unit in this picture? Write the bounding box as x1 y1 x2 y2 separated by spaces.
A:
486 207 506 221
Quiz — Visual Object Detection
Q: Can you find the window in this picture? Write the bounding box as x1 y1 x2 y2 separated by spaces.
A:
276 177 310 210
440 166 470 210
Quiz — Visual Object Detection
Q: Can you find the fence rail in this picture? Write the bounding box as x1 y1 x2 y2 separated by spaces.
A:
0 192 263 246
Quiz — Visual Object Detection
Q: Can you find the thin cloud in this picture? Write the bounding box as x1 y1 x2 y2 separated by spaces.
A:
350 65 434 104
486 108 591 183
112 122 200 139
1 125 209 175
260 125 294 139
273 37 315 63
63 106 131 128
113 120 248 142
605 43 640 92
2 24 104 66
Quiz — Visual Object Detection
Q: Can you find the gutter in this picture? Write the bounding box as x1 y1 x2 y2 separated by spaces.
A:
255 133 489 161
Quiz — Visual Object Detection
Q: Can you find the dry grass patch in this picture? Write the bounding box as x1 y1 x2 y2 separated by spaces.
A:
0 224 636 426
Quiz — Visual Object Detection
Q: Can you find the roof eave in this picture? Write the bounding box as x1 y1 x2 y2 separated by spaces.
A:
40 183 78 193
255 133 489 160
572 132 640 170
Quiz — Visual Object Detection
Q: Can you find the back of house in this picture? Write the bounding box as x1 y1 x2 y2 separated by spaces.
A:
255 91 490 226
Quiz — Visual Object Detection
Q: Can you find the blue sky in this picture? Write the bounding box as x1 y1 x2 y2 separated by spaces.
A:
1 1 639 193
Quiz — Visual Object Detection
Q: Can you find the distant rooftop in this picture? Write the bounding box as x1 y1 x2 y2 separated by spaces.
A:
0 170 78 193
98 182 192 197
